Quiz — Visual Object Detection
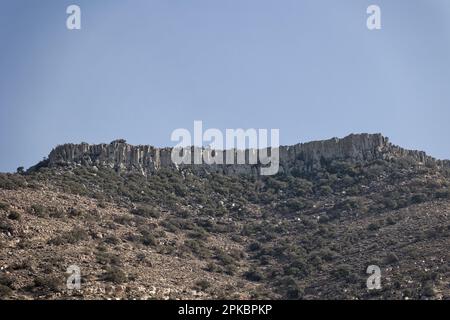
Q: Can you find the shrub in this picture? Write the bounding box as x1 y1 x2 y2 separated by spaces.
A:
136 252 147 262
382 198 397 210
96 251 122 266
184 239 210 258
248 242 261 252
48 207 65 219
284 257 310 278
411 193 427 204
215 251 235 266
385 253 399 264
319 185 333 195
131 205 160 218
205 262 220 273
104 235 120 245
0 284 12 298
317 248 337 262
286 284 303 300
161 220 180 233
194 279 211 291
34 276 62 293
11 260 32 271
335 197 368 213
68 208 83 217
244 268 264 282
7 211 21 221
187 228 208 240
0 274 13 287
102 267 127 284
0 202 10 211
97 201 107 209
331 264 352 280
0 173 26 189
49 227 89 245
367 222 380 231
435 189 450 199
425 228 440 239
386 216 396 225
29 204 46 217
0 221 14 233
114 215 134 226
274 275 304 299
421 281 435 297
141 232 157 246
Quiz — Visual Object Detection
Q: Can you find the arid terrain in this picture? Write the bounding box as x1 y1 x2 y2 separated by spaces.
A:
0 134 449 300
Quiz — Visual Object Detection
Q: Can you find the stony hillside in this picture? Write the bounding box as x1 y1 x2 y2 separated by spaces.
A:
0 134 449 300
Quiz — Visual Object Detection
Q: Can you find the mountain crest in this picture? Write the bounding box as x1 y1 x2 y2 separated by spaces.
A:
43 133 445 175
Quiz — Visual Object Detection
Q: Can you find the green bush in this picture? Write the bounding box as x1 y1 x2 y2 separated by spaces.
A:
184 239 210 258
367 222 380 231
131 205 160 218
113 215 134 226
205 262 220 273
7 211 21 221
141 232 157 246
421 281 435 297
187 228 208 240
248 242 261 252
68 208 84 217
0 274 13 288
97 201 107 208
49 227 89 245
29 204 46 217
319 185 333 195
286 284 303 300
317 248 337 262
102 267 127 284
194 279 211 291
435 188 450 199
0 221 14 233
244 268 264 282
411 193 427 204
0 173 26 190
283 257 310 278
0 284 12 298
386 216 396 225
0 202 10 211
331 264 352 280
104 235 120 245
96 251 122 266
33 276 62 293
385 253 399 264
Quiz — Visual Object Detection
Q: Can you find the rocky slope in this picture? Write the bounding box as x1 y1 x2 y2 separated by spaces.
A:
1 134 449 300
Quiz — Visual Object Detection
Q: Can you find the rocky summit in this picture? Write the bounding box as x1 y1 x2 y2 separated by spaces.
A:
0 133 449 300
43 133 446 176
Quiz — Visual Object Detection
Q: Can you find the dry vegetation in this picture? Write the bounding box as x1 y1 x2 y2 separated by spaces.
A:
0 157 449 299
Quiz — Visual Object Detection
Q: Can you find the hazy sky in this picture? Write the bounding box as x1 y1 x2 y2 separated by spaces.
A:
1 0 450 172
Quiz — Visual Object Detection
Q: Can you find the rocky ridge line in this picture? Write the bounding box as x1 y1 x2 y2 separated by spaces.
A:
42 134 448 176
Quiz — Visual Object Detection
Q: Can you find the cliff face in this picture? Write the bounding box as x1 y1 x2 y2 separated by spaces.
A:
279 133 438 172
45 134 443 176
47 140 174 175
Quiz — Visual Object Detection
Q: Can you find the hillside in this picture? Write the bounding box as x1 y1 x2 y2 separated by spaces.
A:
0 134 449 300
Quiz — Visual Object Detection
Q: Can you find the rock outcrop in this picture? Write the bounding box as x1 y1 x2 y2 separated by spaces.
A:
44 134 445 176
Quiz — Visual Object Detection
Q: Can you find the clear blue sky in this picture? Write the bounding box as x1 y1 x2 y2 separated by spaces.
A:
1 0 450 172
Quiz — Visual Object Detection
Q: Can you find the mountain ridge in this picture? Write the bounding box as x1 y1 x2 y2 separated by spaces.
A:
39 133 449 176
1 133 449 300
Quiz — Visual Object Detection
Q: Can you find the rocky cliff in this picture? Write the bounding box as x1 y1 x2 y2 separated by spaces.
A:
44 134 445 176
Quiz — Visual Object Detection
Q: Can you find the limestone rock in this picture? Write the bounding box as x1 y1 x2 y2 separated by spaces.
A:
43 134 445 176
